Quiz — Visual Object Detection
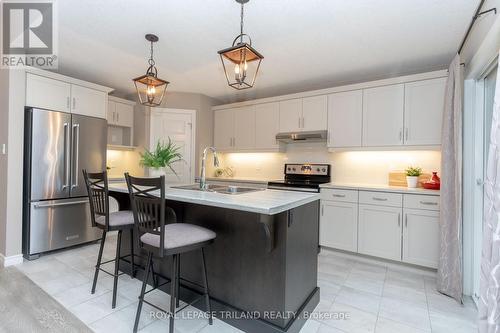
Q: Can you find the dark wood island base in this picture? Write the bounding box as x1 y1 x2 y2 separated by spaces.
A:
110 190 320 333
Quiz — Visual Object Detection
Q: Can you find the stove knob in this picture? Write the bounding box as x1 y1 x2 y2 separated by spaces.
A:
316 168 320 172
287 167 291 171
292 168 296 171
322 168 326 172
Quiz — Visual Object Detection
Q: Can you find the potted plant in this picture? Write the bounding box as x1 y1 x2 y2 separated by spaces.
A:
140 138 183 178
405 166 422 188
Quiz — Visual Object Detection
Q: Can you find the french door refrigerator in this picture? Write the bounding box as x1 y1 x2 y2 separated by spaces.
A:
23 108 106 259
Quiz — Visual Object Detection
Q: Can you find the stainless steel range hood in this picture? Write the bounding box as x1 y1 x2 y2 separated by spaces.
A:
276 130 327 143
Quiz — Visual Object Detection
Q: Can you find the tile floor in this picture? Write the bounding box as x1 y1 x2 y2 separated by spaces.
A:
16 233 478 333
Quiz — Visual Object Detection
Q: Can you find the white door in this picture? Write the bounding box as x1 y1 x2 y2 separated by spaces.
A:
279 99 302 132
149 109 195 185
71 85 107 119
362 84 404 146
302 95 327 131
233 106 256 149
358 204 402 261
320 201 358 252
404 78 446 145
214 109 234 151
255 102 280 150
403 209 439 268
328 90 363 148
26 73 71 112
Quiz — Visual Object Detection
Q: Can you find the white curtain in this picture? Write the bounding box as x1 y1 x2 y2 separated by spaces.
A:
437 54 463 302
479 54 500 333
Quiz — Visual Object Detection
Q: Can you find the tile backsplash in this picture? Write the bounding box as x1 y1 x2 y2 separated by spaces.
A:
208 142 441 184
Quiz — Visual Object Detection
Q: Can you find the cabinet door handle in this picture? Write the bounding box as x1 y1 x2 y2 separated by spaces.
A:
321 205 324 216
72 98 76 110
233 137 236 147
372 197 388 201
419 201 438 206
398 213 401 227
399 129 402 142
405 128 409 141
332 194 346 198
301 117 305 129
298 117 301 128
405 214 408 227
117 112 120 122
66 97 70 110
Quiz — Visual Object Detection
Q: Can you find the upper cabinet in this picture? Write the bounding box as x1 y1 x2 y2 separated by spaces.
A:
362 84 405 147
108 97 135 127
279 96 327 132
26 71 111 119
328 90 363 148
234 106 256 149
404 78 446 146
255 102 279 150
214 109 235 151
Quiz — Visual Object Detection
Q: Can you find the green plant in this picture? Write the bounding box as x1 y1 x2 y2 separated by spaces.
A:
405 166 423 177
140 138 183 175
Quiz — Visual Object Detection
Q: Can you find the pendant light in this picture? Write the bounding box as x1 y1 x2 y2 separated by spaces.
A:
218 0 263 90
133 34 169 107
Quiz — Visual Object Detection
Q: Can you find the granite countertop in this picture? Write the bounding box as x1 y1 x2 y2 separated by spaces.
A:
320 182 440 195
109 183 319 215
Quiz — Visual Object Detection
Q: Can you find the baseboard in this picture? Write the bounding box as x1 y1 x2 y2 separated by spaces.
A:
0 253 24 267
320 247 437 277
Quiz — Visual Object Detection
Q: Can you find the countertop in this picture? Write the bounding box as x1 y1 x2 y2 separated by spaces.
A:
108 183 320 215
320 182 440 195
203 177 282 184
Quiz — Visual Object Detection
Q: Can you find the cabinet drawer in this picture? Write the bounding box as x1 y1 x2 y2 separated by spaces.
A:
321 188 358 203
359 191 402 207
404 194 440 211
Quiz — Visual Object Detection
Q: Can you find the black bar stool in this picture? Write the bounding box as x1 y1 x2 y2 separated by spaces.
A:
83 170 139 309
125 173 216 333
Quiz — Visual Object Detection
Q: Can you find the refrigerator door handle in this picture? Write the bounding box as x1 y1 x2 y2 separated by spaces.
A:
62 122 70 190
72 123 80 188
33 200 88 209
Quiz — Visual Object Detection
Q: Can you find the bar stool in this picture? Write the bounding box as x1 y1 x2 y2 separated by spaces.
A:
83 170 138 309
125 173 216 333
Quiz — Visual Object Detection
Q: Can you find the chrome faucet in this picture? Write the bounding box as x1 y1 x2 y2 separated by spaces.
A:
200 147 219 190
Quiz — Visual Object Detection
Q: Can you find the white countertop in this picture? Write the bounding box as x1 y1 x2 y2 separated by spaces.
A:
203 177 282 184
320 182 440 195
109 183 320 215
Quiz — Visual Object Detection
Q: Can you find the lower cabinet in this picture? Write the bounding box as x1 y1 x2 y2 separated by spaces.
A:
320 201 358 252
358 204 402 261
402 209 439 268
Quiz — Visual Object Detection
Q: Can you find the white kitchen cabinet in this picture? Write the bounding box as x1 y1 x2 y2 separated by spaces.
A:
26 73 71 113
327 90 363 148
404 78 446 146
234 106 256 150
108 99 134 127
320 201 358 252
214 109 235 151
403 208 439 268
302 95 327 131
71 85 107 118
279 99 302 132
255 102 279 150
362 84 404 147
358 204 402 261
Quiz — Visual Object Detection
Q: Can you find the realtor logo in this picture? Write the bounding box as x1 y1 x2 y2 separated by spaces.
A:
1 0 58 68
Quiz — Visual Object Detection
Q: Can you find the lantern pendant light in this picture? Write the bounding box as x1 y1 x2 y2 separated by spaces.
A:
133 34 169 107
218 0 263 90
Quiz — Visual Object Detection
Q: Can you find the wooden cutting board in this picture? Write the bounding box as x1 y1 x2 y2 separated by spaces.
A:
388 171 431 187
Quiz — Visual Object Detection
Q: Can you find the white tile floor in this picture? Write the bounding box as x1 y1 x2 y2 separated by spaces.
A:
16 233 478 333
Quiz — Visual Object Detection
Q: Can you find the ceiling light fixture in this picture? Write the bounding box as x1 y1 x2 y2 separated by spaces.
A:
218 0 263 90
133 34 169 107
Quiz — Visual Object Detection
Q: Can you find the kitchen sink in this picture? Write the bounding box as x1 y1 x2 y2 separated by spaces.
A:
171 184 264 195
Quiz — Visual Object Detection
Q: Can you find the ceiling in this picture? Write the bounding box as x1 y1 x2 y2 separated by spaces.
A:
56 0 479 104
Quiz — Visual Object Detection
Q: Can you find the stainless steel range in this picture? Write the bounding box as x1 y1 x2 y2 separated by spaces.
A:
268 163 331 193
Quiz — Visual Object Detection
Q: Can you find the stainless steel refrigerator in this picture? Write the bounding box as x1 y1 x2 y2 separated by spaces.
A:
23 108 106 259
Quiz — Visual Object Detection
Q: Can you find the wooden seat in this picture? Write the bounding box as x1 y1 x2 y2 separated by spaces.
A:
125 173 215 333
83 170 138 309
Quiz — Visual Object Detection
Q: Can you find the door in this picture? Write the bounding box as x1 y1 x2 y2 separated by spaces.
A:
26 73 71 113
71 85 107 119
150 109 195 185
302 95 327 131
255 102 280 150
234 106 256 149
214 109 234 150
29 109 72 201
358 204 402 261
328 90 363 148
362 84 404 146
279 99 302 132
70 114 107 197
320 201 358 252
404 78 446 145
403 209 439 268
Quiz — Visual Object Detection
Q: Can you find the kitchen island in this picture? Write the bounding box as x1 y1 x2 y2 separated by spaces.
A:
108 183 320 333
